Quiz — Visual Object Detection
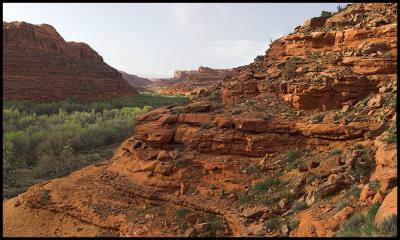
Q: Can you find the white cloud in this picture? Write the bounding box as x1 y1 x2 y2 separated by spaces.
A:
204 40 267 59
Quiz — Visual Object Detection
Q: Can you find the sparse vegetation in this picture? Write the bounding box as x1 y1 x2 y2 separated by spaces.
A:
263 113 272 121
310 113 325 123
336 203 396 237
282 149 305 171
175 208 191 218
254 55 264 62
369 180 380 192
282 57 301 81
345 184 361 198
264 216 281 231
40 189 51 205
351 147 374 181
254 177 285 193
330 149 342 156
287 218 300 230
292 201 308 211
203 214 224 237
385 121 397 145
320 11 332 17
336 199 351 210
232 108 241 115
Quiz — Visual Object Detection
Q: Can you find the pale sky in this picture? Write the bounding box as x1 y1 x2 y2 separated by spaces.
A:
3 3 345 78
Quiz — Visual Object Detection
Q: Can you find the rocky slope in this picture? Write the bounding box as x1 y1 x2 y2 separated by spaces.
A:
3 21 137 101
3 3 397 237
119 70 152 89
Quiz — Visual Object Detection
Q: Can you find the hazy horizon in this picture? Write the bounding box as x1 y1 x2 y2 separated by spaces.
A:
3 3 345 78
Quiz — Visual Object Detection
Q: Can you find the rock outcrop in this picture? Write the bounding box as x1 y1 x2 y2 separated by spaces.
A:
221 3 397 110
3 21 137 101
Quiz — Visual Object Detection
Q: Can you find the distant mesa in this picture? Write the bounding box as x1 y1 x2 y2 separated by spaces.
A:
173 66 233 82
3 21 138 102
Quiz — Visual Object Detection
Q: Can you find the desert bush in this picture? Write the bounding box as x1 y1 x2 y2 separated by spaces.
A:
254 177 285 193
204 214 224 237
263 113 272 121
310 113 324 123
345 184 361 198
336 199 351 210
175 208 191 218
292 201 308 211
254 55 264 62
329 149 342 156
288 218 300 230
336 204 395 237
281 57 300 80
320 11 332 17
264 217 281 231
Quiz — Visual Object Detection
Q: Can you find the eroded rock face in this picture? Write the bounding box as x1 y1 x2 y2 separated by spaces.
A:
374 187 397 226
221 3 397 110
3 21 137 101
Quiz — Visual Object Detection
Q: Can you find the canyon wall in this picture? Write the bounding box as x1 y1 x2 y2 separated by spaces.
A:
3 21 137 102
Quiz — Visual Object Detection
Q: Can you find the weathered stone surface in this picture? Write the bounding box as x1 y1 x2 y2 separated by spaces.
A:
233 117 267 133
3 21 137 101
374 187 397 225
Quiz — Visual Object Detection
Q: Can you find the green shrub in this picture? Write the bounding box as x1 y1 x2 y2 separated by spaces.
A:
367 203 381 219
204 214 224 237
369 180 380 192
336 204 394 237
336 199 350 210
254 55 264 62
254 177 284 193
239 194 254 205
351 147 374 181
345 184 361 198
263 113 272 121
283 149 304 171
320 11 332 17
292 201 308 211
264 217 281 231
232 108 241 115
329 149 342 156
175 208 191 218
385 133 397 144
282 57 299 80
288 218 300 230
310 113 324 123
379 215 397 237
40 189 51 205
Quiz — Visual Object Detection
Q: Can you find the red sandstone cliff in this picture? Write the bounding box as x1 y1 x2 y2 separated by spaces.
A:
3 21 138 101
